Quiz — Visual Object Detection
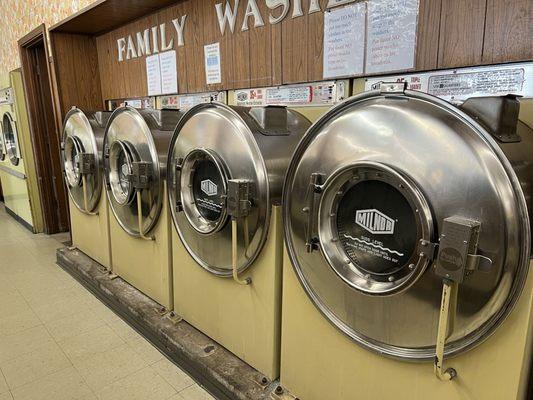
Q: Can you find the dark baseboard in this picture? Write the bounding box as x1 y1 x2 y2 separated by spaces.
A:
5 206 34 233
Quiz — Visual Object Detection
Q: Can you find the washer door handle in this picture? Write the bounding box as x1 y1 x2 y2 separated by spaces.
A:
303 172 324 253
174 157 183 212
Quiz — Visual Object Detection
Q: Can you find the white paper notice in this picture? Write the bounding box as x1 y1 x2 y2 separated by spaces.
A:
204 43 222 85
366 0 419 74
159 51 178 94
146 54 162 96
323 4 366 79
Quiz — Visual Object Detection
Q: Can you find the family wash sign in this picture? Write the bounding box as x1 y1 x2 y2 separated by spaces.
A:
116 0 355 61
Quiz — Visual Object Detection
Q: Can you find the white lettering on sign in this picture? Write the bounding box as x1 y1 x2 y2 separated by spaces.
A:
160 24 173 51
117 38 126 62
115 1 355 61
242 0 265 31
117 17 187 62
215 0 239 35
292 0 304 17
355 209 395 235
136 29 151 57
126 36 137 60
266 0 289 24
172 15 187 47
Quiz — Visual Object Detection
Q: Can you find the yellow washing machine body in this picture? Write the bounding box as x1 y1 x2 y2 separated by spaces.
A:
104 107 183 310
0 70 43 232
280 76 533 400
62 109 112 269
167 99 312 380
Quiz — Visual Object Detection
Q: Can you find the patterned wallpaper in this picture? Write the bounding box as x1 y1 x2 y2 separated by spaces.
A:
0 0 98 76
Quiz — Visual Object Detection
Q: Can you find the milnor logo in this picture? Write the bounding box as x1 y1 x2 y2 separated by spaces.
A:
201 179 218 196
355 209 395 234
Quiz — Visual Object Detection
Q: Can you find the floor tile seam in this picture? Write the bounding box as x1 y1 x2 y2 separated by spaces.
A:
5 365 73 393
94 365 180 399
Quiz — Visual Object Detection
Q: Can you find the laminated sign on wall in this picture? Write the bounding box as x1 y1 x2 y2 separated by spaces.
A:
204 43 222 85
145 50 178 96
323 3 366 79
365 0 419 74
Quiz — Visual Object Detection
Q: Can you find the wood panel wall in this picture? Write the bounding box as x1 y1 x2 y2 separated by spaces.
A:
50 32 104 117
50 0 532 108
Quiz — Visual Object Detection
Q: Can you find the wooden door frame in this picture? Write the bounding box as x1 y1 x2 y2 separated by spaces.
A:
18 24 69 234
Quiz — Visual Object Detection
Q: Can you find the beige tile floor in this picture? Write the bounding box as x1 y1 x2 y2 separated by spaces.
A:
0 205 215 400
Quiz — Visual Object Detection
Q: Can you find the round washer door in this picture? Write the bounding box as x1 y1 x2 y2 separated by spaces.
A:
62 108 102 213
0 120 6 161
168 103 270 276
3 112 20 166
104 107 163 236
283 90 530 360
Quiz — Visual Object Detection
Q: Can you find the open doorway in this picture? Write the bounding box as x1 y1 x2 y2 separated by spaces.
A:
18 25 69 234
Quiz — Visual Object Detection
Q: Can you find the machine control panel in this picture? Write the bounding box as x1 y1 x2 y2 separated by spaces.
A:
234 80 348 107
160 92 226 110
0 88 14 106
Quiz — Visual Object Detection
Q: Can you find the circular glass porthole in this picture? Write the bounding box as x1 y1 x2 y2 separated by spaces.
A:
108 140 136 205
64 135 84 188
0 122 5 162
3 113 19 166
179 149 229 235
318 162 434 296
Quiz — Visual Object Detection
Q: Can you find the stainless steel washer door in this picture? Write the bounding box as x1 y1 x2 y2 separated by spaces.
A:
168 103 270 276
104 107 164 237
3 112 20 166
283 90 531 360
62 108 103 213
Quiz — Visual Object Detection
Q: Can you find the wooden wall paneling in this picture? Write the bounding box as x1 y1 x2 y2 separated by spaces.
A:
307 0 328 82
96 32 124 101
270 8 283 86
282 1 309 84
159 3 189 94
119 16 149 99
249 1 275 88
202 0 224 92
231 0 251 89
437 0 487 68
415 0 442 70
182 0 207 93
483 0 533 64
51 33 103 117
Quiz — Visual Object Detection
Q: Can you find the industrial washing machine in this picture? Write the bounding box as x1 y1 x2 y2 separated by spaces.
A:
62 108 112 268
281 85 533 400
167 102 310 379
0 70 43 232
104 106 182 309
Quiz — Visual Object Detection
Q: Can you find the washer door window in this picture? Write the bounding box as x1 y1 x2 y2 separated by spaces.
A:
180 149 229 235
64 135 84 188
3 113 20 166
317 162 433 296
108 140 136 205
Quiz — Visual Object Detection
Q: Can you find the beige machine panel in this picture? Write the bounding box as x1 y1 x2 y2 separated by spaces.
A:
173 206 283 379
280 252 533 400
70 194 112 269
110 183 173 309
